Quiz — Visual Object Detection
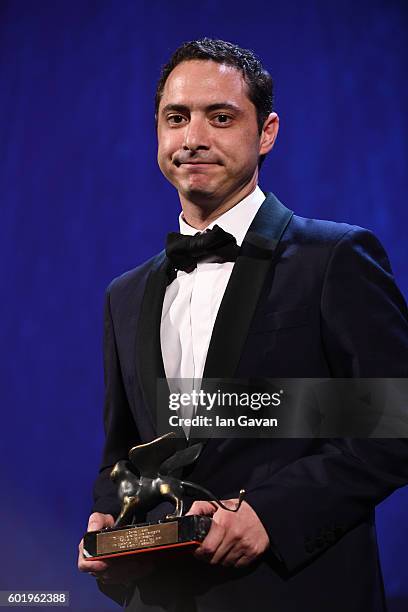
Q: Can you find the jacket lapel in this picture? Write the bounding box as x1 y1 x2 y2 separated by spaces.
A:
203 192 293 378
136 251 169 431
188 192 293 444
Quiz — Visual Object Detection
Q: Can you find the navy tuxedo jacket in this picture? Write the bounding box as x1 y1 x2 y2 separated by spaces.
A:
93 193 408 611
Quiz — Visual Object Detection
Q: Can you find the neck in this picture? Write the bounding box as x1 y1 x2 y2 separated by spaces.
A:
179 174 258 230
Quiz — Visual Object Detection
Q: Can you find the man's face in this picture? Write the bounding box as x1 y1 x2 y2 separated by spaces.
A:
157 60 267 206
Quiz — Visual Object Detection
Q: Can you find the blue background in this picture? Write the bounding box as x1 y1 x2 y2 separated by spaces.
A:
0 1 407 610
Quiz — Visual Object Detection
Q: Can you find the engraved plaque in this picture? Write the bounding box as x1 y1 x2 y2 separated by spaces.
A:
96 522 178 555
83 515 212 559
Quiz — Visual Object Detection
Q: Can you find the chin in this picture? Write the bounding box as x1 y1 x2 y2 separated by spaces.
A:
183 185 218 203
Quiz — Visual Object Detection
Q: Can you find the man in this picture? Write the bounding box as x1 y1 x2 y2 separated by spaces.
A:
78 39 408 611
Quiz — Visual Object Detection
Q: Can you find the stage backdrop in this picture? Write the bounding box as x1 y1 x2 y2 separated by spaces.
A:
0 1 407 610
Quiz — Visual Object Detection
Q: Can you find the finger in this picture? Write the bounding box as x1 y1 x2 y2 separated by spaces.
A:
87 512 114 531
78 556 110 574
194 520 225 561
210 538 236 565
78 539 109 573
218 499 237 511
235 554 252 568
186 501 217 516
217 543 248 567
208 517 240 565
222 551 248 568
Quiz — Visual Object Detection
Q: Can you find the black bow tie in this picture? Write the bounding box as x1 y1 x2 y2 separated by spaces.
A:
166 224 240 274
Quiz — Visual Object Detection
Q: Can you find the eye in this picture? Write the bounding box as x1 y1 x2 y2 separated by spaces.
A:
167 114 187 125
212 114 232 125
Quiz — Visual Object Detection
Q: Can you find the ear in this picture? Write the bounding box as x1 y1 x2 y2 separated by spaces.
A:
259 112 279 156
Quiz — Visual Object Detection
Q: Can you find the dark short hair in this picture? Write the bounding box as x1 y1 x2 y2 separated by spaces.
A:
155 38 274 165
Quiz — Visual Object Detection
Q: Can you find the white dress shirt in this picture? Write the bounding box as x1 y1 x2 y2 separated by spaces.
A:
160 186 266 409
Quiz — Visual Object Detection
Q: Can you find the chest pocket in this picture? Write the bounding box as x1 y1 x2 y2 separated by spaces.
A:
249 307 311 333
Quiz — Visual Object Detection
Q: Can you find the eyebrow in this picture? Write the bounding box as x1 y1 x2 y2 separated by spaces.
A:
161 102 241 115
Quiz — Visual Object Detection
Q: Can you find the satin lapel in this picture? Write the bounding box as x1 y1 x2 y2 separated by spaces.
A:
188 193 293 444
203 192 293 378
136 251 169 431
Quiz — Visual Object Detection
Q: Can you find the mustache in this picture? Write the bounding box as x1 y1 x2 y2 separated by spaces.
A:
172 151 220 167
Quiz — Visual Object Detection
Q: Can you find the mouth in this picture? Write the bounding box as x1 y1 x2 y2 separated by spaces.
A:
173 156 220 168
179 163 218 174
182 162 215 166
175 162 219 170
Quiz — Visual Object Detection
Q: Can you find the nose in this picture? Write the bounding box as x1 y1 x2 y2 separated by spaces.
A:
183 114 210 151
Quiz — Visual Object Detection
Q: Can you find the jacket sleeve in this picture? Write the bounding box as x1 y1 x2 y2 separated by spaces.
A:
92 287 141 517
244 228 408 574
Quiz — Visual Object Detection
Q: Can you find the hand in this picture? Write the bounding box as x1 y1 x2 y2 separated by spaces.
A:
78 512 154 585
186 499 269 568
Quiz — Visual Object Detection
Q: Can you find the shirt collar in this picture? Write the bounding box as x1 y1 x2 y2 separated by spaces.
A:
178 185 266 247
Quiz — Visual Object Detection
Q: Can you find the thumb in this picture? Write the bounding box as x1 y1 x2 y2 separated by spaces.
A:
186 501 218 517
87 512 115 531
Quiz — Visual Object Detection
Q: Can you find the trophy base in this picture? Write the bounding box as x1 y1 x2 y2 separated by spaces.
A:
83 515 212 560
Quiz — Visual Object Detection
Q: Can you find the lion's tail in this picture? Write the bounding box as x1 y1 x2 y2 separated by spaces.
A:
181 480 245 512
